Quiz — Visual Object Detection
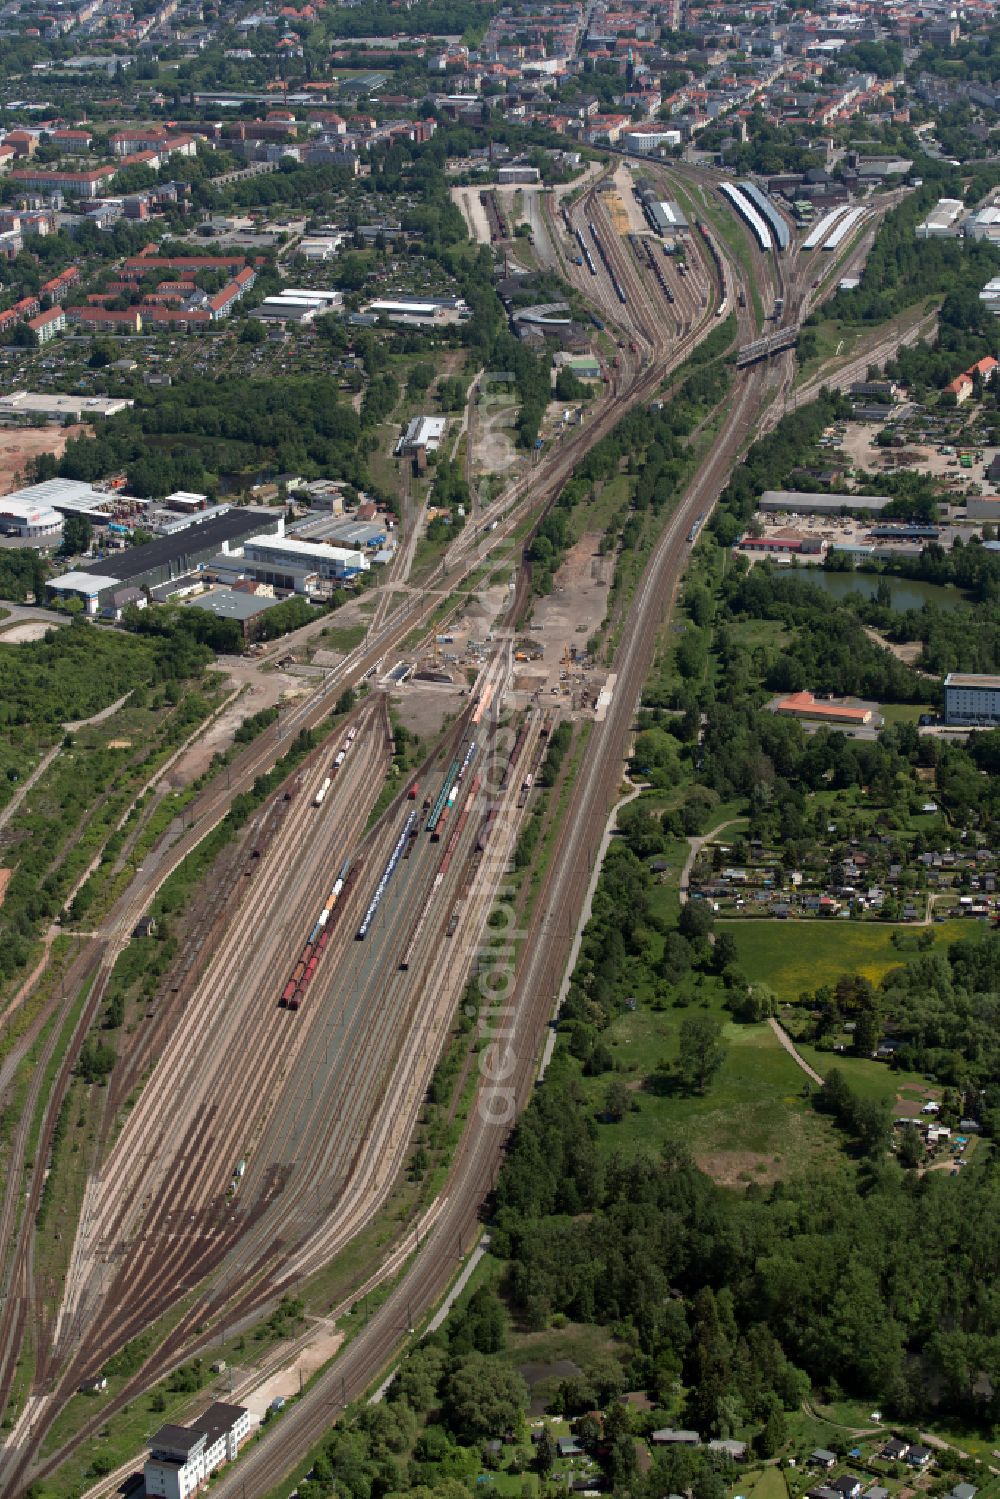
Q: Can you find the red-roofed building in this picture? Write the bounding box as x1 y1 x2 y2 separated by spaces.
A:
968 356 998 384
28 305 66 343
141 307 211 329
946 373 974 404
5 130 37 158
48 128 93 153
41 265 80 302
776 691 872 725
66 305 143 332
9 165 116 199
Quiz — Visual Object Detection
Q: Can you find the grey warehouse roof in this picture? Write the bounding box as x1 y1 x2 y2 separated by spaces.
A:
182 588 284 622
759 490 891 512
78 508 280 583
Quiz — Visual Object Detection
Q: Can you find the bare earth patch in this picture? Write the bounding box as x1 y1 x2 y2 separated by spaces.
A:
0 869 10 908
0 424 86 494
695 1150 785 1187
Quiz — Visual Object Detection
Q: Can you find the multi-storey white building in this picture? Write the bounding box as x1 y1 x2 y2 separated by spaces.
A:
944 674 1000 726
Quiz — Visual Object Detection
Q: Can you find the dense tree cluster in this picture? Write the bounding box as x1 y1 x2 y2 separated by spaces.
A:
492 1075 1000 1428
57 376 367 499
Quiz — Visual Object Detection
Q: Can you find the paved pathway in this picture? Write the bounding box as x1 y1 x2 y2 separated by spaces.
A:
769 1017 824 1086
678 818 744 905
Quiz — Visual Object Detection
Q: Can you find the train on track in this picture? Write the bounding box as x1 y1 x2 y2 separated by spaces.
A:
574 225 597 276
280 858 358 1010
687 512 706 545
637 233 678 308
480 190 509 242
432 740 477 843
356 811 417 941
588 220 627 305
313 724 360 805
696 219 729 316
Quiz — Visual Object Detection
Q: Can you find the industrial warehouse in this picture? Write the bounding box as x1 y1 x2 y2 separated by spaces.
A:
47 506 283 613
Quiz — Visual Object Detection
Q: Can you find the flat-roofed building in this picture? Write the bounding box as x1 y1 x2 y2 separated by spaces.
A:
0 391 133 423
0 477 114 520
759 490 890 515
916 198 965 238
966 207 1000 243
182 586 284 640
243 532 369 580
0 496 63 538
46 570 122 616
944 673 1000 726
144 1403 251 1499
395 415 446 455
48 507 281 613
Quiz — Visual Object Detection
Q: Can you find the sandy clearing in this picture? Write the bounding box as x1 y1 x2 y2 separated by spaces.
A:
0 620 54 644
450 185 491 246
609 163 649 236
162 664 307 786
241 1325 344 1421
0 424 87 494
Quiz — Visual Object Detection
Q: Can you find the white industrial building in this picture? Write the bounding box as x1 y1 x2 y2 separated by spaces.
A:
944 673 1000 726
299 231 346 259
980 276 1000 316
243 532 369 580
366 295 467 326
621 129 682 151
0 390 133 423
46 570 121 614
966 207 1000 243
0 495 63 538
915 198 965 238
0 477 113 521
395 415 446 456
144 1403 251 1499
252 288 343 323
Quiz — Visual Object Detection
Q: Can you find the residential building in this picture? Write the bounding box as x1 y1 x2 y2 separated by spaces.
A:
8 166 118 199
65 306 143 333
27 306 66 343
40 266 81 301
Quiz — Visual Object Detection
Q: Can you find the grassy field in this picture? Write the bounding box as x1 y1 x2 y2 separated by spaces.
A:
723 919 981 1003
315 622 367 653
731 1467 790 1499
574 975 832 1184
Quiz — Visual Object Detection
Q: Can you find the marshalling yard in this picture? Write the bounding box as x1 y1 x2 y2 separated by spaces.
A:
0 157 926 1499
